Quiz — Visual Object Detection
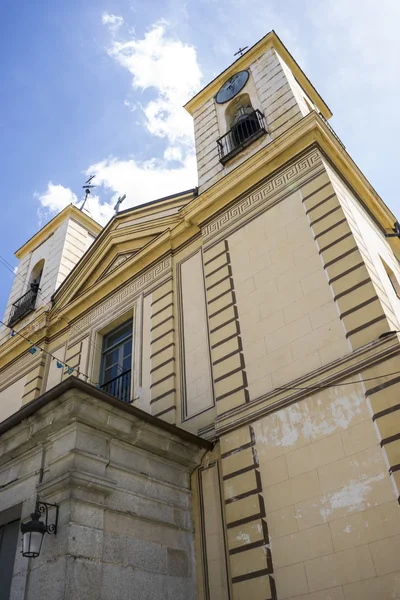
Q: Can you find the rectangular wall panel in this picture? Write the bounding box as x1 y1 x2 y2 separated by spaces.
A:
179 251 214 419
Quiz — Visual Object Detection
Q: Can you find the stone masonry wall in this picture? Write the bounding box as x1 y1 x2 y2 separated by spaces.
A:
0 384 208 600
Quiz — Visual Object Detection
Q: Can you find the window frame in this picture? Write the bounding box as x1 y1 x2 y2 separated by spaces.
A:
100 320 133 385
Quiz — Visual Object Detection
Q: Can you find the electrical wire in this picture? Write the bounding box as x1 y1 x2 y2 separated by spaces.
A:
0 319 98 385
275 369 400 393
0 253 104 361
0 254 102 383
2 256 400 396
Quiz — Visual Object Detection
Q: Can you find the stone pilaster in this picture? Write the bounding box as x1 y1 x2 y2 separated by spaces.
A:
149 278 177 423
203 240 250 416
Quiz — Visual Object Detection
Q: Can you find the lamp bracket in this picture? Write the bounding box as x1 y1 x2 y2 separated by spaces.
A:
36 501 58 535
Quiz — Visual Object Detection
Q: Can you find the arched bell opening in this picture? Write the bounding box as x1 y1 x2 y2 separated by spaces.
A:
225 94 261 147
29 259 44 293
217 93 266 164
7 259 45 326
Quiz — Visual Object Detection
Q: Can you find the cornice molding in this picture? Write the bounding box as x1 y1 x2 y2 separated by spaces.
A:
214 335 400 437
180 112 399 257
52 229 172 319
15 205 101 259
69 255 172 337
0 308 48 369
215 335 400 437
201 147 322 244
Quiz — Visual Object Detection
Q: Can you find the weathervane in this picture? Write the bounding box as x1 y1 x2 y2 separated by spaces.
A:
234 46 248 57
80 175 96 212
114 194 126 216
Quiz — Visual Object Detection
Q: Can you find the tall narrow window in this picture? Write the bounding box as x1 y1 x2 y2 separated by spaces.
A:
381 258 400 299
100 321 132 403
29 260 44 290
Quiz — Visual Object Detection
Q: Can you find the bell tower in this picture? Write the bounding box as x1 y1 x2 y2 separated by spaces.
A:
185 31 332 192
1 205 101 338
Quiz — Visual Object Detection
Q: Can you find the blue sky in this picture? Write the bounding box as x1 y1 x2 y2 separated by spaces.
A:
1 0 399 315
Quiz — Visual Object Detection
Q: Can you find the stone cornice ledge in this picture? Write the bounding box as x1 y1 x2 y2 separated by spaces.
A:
37 469 117 500
0 378 212 467
215 335 400 437
52 230 173 319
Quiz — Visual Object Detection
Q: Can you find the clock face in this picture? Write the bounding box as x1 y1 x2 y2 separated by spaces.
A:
215 70 249 104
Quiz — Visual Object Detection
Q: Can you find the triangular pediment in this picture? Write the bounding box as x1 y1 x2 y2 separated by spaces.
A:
51 189 195 314
97 251 138 281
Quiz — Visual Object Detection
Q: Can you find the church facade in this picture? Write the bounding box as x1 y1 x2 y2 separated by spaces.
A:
1 31 400 599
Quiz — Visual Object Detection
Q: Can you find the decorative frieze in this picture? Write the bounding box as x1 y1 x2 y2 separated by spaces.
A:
70 257 172 337
202 148 322 242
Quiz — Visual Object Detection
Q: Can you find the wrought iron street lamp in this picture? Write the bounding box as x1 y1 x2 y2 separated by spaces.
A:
20 502 58 558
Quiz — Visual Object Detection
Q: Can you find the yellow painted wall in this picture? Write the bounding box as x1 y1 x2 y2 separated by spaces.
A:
179 250 214 419
228 188 349 400
325 160 400 330
0 375 26 422
194 381 400 600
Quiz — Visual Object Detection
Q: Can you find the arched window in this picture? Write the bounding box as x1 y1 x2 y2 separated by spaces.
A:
220 94 265 159
226 94 261 142
29 259 44 293
8 260 44 326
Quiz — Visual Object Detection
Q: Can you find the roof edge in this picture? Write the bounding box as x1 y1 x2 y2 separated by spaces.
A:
15 205 102 259
184 30 332 120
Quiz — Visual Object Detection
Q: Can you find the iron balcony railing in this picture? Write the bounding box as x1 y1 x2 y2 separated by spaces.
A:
100 369 132 403
217 109 267 164
8 286 39 327
319 112 345 149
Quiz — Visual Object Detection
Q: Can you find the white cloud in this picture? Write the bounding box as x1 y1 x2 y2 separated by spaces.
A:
310 0 400 89
35 153 197 228
35 182 78 225
102 13 124 34
35 21 202 227
35 182 114 227
106 21 202 144
163 146 183 162
87 152 197 209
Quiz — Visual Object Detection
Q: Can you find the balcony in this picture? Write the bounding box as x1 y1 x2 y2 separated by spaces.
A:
8 286 39 327
217 109 267 165
100 369 132 403
318 112 345 149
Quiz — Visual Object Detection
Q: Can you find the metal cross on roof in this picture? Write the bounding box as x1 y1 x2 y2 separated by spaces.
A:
114 194 126 216
234 46 248 57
